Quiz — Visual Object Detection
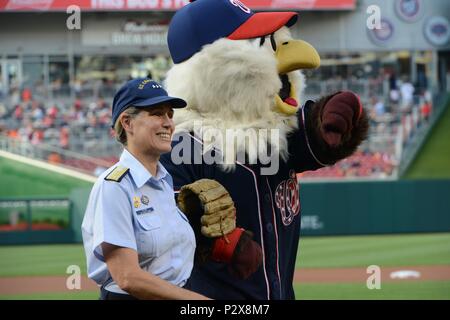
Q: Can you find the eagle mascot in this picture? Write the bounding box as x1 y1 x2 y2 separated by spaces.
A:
160 0 369 300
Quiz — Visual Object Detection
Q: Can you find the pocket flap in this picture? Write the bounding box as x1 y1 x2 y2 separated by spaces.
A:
136 214 161 231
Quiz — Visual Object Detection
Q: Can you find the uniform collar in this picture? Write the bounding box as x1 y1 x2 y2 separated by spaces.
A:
119 149 170 188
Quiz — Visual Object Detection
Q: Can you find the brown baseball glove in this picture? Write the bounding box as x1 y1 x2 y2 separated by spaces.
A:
177 178 236 238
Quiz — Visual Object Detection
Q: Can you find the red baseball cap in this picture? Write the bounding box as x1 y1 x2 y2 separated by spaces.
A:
168 0 298 63
228 11 298 40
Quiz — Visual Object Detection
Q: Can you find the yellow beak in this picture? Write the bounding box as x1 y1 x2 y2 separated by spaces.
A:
274 40 321 115
276 39 321 74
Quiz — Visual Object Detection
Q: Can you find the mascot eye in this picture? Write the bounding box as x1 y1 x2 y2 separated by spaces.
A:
259 34 277 52
259 36 266 47
270 34 277 52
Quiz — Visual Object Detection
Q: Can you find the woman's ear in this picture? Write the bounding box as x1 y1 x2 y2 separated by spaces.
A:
120 114 132 134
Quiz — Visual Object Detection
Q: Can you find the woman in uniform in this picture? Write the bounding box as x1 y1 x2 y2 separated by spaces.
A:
81 78 209 300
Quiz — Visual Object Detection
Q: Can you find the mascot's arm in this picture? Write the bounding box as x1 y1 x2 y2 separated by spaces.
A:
288 91 369 171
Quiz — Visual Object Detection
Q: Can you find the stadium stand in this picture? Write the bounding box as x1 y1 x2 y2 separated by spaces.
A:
0 54 445 180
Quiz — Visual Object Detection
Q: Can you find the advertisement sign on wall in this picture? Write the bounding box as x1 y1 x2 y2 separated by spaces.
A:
423 16 450 47
395 0 423 23
367 18 395 47
0 0 356 11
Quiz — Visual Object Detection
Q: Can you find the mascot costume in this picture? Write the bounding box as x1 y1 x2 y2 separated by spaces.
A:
160 0 369 299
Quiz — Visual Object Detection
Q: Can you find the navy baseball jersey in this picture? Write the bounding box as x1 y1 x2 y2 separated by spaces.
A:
160 101 323 299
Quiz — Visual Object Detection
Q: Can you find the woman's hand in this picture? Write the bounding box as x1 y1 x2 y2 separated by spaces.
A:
102 243 210 300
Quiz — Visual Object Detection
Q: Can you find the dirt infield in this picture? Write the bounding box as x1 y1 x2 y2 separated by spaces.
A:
293 265 450 283
0 276 98 295
1 265 450 295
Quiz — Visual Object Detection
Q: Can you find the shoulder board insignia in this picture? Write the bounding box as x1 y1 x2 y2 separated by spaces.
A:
105 166 129 182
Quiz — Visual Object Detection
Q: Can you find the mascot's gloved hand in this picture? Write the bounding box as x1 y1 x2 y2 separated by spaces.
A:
212 228 263 279
178 179 236 236
320 91 363 148
177 179 263 279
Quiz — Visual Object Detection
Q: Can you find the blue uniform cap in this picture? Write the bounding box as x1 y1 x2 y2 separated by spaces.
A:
168 0 298 64
111 78 187 127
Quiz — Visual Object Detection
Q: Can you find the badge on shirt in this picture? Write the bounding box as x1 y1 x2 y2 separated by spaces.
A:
141 195 149 205
133 196 140 208
136 207 154 215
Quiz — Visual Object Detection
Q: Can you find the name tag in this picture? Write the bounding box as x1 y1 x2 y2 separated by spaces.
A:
136 207 154 215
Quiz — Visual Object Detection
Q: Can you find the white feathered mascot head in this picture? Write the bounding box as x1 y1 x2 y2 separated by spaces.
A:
165 0 321 169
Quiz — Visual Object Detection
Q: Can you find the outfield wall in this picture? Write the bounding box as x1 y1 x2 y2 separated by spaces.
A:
299 179 450 236
1 179 448 244
67 179 450 242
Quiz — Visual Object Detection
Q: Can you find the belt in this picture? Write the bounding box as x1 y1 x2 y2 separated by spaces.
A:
100 279 191 300
100 287 138 300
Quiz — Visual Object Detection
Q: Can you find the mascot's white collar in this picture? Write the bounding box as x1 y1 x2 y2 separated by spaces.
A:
165 27 307 169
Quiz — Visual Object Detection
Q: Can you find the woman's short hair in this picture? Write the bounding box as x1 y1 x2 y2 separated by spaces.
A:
113 106 141 145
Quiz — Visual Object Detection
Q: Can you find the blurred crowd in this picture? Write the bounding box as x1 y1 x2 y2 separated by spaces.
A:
368 73 434 146
299 150 397 179
0 90 118 175
0 90 112 149
299 71 435 179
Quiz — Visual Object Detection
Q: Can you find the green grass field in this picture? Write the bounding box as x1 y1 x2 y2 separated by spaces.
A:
0 244 86 277
405 100 450 179
294 281 450 300
296 233 450 268
0 291 99 300
0 233 448 300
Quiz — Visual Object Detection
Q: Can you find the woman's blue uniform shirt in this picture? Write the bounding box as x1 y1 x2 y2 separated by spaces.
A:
82 149 196 294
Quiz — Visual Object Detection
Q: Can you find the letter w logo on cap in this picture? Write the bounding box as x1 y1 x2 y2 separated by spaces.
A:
229 0 251 13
